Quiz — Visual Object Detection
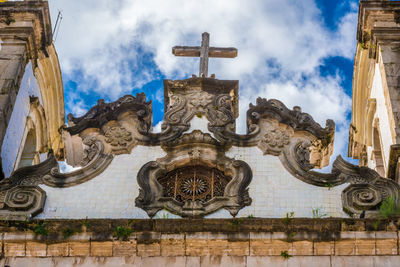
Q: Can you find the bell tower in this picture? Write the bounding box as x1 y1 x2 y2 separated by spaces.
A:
0 0 64 178
349 0 400 181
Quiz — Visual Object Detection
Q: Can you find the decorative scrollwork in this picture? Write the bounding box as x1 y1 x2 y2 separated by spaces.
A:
247 98 335 145
80 136 100 166
0 137 113 219
279 137 400 217
342 184 382 214
42 137 113 187
65 93 152 135
0 186 46 220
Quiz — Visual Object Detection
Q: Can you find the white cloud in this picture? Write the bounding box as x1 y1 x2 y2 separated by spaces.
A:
153 121 163 133
49 0 358 162
65 91 88 118
58 161 81 173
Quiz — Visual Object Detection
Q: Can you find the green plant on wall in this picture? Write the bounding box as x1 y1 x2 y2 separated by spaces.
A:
379 197 400 219
113 226 134 241
280 250 292 259
62 228 75 239
324 183 333 190
33 222 48 236
282 212 294 225
230 218 244 228
312 208 327 218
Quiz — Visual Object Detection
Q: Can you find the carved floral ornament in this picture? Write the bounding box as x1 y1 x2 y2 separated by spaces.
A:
105 126 133 147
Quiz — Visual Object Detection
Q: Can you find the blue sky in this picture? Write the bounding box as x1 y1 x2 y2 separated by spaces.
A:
49 0 359 166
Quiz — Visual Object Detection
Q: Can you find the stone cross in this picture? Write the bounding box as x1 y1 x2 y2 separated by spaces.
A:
172 32 238 77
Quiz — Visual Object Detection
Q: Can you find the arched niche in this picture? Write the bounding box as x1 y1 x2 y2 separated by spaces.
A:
14 98 48 171
17 128 37 168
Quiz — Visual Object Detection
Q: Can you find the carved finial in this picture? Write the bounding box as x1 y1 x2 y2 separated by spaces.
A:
293 106 302 112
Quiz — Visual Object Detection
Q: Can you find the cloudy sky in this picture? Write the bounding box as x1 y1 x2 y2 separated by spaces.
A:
48 0 359 166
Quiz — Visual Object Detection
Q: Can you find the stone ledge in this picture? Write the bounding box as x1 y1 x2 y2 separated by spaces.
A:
1 236 400 257
0 218 399 257
0 218 398 236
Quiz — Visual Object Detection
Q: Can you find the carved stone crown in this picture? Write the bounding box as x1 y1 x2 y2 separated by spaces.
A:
66 93 152 135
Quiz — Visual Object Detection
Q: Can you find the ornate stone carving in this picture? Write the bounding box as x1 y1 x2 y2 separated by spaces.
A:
257 122 293 156
0 137 113 219
278 137 400 217
162 130 220 148
205 97 335 174
1 186 46 220
105 126 133 147
342 184 382 215
42 137 113 187
247 98 335 143
65 93 152 135
136 133 252 218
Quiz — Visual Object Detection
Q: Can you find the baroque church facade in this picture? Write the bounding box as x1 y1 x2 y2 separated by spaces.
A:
0 0 400 266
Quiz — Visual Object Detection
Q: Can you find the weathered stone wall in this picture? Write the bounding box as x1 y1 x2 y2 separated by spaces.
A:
36 142 346 219
1 62 43 177
0 218 399 267
0 31 28 153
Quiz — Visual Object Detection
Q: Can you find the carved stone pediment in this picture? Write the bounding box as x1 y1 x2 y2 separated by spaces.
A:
14 72 398 219
65 93 152 135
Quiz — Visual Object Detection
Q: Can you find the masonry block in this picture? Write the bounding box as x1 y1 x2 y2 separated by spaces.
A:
47 242 68 257
208 239 229 256
313 241 334 256
269 240 291 256
26 241 47 257
160 235 185 256
137 242 161 257
113 240 136 257
355 239 375 255
4 242 25 257
335 240 356 256
291 240 313 255
90 241 113 257
249 239 272 256
200 255 246 267
376 232 398 255
228 241 249 256
68 241 90 256
186 239 209 256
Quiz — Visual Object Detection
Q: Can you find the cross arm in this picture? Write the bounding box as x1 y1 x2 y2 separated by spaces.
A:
208 47 237 58
172 46 238 58
172 46 201 57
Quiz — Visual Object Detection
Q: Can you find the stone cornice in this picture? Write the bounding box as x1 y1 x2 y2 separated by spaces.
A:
0 1 52 64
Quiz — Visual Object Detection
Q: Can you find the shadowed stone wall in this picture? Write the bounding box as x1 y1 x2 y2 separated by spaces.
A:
0 218 399 267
